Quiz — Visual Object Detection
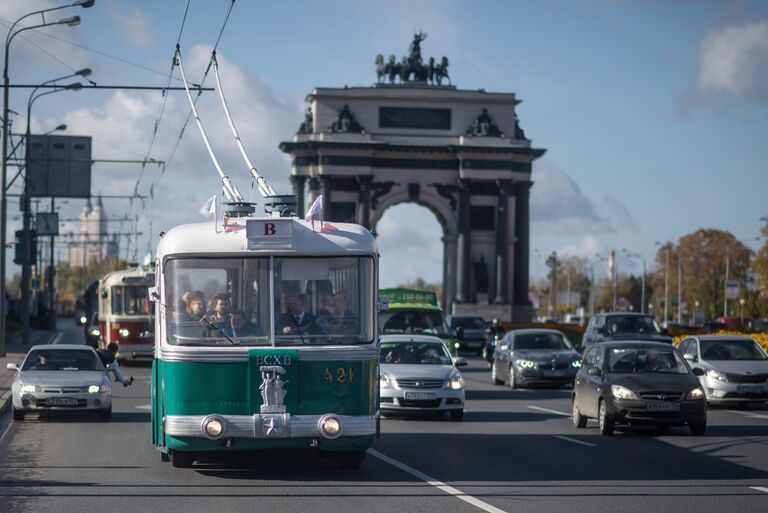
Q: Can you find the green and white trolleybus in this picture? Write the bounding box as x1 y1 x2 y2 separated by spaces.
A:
151 212 379 468
149 45 379 469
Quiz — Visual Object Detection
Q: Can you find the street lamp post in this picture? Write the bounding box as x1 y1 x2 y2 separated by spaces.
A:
655 242 670 326
1 0 92 355
21 80 85 338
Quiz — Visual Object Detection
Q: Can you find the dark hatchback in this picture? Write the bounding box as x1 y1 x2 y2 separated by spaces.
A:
572 341 707 435
446 315 487 354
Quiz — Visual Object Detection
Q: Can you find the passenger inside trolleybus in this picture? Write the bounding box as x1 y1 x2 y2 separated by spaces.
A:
164 255 374 346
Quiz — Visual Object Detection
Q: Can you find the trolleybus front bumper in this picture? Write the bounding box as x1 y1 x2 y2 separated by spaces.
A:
165 413 376 440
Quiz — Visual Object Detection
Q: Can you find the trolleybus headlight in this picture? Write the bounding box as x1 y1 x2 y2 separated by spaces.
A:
201 415 226 439
318 414 343 439
118 328 130 338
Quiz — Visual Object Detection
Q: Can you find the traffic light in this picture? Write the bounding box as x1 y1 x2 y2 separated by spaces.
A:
13 229 37 265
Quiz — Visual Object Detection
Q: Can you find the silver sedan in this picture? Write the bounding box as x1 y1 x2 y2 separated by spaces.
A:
677 335 768 405
8 344 113 421
379 334 467 421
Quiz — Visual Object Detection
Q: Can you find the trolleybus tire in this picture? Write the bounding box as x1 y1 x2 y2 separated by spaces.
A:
12 408 24 421
170 450 195 468
335 451 365 470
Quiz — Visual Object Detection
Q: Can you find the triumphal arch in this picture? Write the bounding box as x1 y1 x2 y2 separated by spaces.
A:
279 33 545 321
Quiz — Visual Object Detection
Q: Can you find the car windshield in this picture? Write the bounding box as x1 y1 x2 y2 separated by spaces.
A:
165 256 374 346
700 339 767 360
451 317 485 330
514 332 571 350
380 310 449 336
608 347 688 374
606 316 661 335
379 342 452 365
22 349 103 372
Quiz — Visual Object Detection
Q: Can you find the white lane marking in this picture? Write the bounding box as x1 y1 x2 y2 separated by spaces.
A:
135 404 151 410
728 410 768 420
750 486 768 493
51 332 64 344
527 405 571 417
368 448 508 513
553 435 596 447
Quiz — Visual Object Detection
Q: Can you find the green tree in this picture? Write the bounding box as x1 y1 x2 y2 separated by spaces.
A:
751 220 768 319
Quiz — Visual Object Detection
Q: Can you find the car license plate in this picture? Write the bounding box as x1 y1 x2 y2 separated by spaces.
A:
542 370 563 377
646 402 680 412
736 385 762 394
404 392 436 400
48 397 78 406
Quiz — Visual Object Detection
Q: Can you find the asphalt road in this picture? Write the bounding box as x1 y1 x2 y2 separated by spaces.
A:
1 319 767 513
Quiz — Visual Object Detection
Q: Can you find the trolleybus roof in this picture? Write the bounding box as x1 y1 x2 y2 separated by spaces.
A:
156 218 377 258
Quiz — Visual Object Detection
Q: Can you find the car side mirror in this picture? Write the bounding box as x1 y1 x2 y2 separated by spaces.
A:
6 363 19 371
454 326 464 340
692 367 705 377
454 357 468 367
587 366 601 376
683 353 697 362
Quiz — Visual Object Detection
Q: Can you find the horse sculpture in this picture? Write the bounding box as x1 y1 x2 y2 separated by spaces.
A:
375 54 387 83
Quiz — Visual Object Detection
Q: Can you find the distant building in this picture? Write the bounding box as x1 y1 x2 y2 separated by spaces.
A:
67 195 119 265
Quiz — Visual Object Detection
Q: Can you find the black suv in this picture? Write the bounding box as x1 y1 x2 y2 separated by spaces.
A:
446 315 487 354
581 312 672 354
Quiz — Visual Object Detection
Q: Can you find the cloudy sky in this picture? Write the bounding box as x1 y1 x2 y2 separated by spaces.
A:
2 0 767 287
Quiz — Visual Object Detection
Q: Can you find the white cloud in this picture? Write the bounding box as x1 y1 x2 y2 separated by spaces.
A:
530 163 612 235
106 6 155 50
603 195 639 233
698 20 768 100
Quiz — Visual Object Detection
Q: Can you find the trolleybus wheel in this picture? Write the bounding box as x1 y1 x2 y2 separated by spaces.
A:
170 451 195 468
336 451 365 470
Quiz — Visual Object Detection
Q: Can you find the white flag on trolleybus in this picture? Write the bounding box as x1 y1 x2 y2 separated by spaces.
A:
199 195 217 217
305 195 323 222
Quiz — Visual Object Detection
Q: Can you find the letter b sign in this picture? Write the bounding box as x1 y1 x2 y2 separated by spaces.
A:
264 223 276 236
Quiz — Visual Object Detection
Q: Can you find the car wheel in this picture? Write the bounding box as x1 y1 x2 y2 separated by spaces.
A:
572 398 587 428
161 451 170 462
508 364 518 389
491 362 503 385
689 419 706 436
336 451 365 470
449 409 464 421
12 408 24 421
598 400 614 436
99 406 112 422
169 450 195 468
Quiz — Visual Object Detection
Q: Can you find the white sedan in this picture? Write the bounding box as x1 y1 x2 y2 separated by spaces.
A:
379 334 467 421
8 344 113 421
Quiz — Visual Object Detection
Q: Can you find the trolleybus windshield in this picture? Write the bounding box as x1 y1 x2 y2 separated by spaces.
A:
111 285 151 316
165 256 374 346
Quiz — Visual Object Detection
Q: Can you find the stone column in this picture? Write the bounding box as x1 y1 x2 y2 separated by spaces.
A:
289 175 307 218
455 179 470 303
320 175 333 221
442 234 457 313
356 176 372 228
307 176 320 212
513 180 532 317
493 180 512 303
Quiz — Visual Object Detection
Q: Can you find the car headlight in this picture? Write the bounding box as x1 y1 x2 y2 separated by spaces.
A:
79 316 87 324
20 384 38 393
89 329 101 337
446 373 465 390
85 384 108 393
515 359 536 369
118 328 130 338
454 342 460 349
706 369 728 382
380 374 395 389
611 385 639 400
571 360 583 368
687 387 705 400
